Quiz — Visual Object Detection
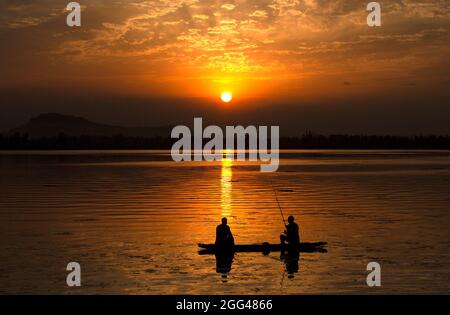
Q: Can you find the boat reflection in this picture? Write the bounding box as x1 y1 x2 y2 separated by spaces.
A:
210 250 300 282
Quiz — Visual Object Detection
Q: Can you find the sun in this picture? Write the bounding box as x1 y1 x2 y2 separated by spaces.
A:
220 92 233 103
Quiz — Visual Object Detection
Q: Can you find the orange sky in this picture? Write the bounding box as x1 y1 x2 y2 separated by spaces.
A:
1 1 449 96
0 0 449 133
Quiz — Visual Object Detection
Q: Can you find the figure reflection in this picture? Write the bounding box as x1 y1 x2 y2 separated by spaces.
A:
280 250 300 279
215 252 234 283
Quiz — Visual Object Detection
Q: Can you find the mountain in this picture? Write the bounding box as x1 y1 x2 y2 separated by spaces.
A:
7 113 172 138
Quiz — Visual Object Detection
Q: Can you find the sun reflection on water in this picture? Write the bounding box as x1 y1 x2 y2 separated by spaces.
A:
221 153 233 217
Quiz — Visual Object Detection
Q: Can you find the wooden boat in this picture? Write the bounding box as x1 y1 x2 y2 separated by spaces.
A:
198 242 327 255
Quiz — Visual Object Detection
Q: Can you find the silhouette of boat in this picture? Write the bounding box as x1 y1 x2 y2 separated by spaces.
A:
198 242 327 255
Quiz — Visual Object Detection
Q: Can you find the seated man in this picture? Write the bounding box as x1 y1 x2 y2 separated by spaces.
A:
215 217 235 248
280 216 300 250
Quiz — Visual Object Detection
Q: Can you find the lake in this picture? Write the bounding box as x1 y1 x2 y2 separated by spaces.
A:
0 150 449 294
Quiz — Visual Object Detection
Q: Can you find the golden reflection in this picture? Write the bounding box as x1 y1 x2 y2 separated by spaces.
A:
221 153 233 217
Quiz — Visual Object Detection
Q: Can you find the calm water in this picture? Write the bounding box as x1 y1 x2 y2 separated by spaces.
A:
1 150 450 294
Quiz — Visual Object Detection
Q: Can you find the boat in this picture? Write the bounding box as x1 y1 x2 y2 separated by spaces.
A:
198 242 327 255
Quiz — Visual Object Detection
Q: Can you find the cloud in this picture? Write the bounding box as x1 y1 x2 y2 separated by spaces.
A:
0 0 449 90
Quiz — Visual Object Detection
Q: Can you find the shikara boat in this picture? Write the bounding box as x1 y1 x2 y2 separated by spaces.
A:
198 242 327 255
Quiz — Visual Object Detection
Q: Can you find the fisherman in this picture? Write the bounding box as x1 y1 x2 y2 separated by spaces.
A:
280 216 300 250
215 217 235 249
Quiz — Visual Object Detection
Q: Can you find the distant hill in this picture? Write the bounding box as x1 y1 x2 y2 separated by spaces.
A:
2 113 449 150
7 113 172 138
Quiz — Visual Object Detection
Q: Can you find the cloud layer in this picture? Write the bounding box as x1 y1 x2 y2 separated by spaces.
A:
0 0 449 99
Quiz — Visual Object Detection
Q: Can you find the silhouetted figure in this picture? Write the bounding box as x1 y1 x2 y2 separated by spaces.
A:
280 216 300 252
215 218 234 252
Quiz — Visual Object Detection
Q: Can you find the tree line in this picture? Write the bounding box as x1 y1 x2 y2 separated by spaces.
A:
0 132 449 150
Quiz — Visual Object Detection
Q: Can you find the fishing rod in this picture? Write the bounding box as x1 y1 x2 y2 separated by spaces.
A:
268 175 286 227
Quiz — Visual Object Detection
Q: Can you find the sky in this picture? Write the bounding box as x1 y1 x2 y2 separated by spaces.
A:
0 0 449 135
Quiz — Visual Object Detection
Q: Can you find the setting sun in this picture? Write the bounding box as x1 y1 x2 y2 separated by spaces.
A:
221 92 233 103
